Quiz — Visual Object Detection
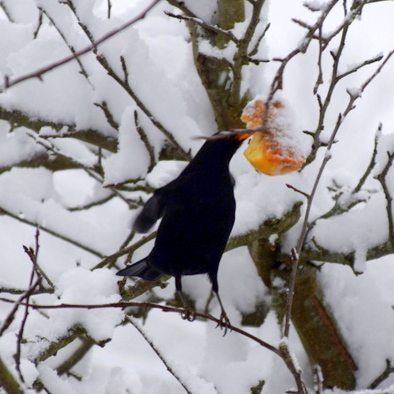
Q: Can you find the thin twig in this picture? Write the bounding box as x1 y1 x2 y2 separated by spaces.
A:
56 338 95 376
0 277 41 337
39 7 91 81
305 1 352 165
94 100 120 130
230 0 266 105
134 110 156 173
1 0 161 92
375 151 394 247
0 205 104 258
0 2 14 22
248 23 270 58
126 316 196 394
14 231 42 383
313 365 324 394
279 341 308 394
0 229 43 344
283 248 299 338
165 11 239 43
369 359 394 389
337 54 384 80
286 184 310 199
267 0 339 104
107 0 112 19
0 298 280 354
353 123 382 194
28 132 137 208
314 24 325 94
92 232 157 270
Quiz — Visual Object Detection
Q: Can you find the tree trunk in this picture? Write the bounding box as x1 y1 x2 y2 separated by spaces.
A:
249 239 357 390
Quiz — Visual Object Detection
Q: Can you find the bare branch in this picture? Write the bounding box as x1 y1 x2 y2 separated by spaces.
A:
94 101 119 130
313 365 324 394
0 276 41 337
278 341 308 394
337 53 384 80
369 359 394 390
0 355 23 394
283 248 300 338
230 0 266 105
68 193 116 212
93 232 157 270
0 298 281 355
134 110 156 173
39 7 91 81
267 0 339 103
0 1 14 22
165 11 239 43
14 231 43 383
107 0 112 19
1 0 161 92
0 106 117 158
248 22 270 58
375 151 394 247
353 123 382 193
56 338 95 376
0 205 104 258
127 316 196 394
360 49 394 92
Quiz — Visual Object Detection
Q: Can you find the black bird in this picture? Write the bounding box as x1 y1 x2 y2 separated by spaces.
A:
116 131 251 327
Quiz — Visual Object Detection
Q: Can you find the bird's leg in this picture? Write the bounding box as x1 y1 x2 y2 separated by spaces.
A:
178 290 196 322
215 291 231 336
209 275 231 334
214 291 231 336
175 276 196 322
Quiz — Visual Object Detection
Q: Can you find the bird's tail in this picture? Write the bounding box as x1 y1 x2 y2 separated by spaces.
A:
116 258 162 281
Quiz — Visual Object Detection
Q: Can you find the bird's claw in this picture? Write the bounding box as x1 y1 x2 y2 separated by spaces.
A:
216 311 231 336
181 307 196 322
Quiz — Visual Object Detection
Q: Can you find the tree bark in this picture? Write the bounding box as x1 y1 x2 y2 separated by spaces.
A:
250 239 357 390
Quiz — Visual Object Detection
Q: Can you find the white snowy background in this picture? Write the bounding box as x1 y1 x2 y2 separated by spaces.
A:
1 0 394 393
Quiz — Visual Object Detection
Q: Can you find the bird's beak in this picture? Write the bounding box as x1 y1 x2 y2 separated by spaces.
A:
234 132 253 141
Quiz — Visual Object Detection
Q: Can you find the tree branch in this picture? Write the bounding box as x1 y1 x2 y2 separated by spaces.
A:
1 0 161 92
126 316 196 394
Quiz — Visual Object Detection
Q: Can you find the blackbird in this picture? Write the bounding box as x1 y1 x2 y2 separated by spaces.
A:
116 131 251 326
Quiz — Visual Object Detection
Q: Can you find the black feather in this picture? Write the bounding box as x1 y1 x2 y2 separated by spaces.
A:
133 194 165 233
116 258 162 281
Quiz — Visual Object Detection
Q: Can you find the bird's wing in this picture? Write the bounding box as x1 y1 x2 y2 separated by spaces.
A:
133 171 203 233
133 193 166 233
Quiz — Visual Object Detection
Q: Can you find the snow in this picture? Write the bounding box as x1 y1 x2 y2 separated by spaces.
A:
52 267 123 341
103 106 150 184
179 0 217 24
38 365 78 394
303 0 326 12
145 160 188 188
319 259 394 388
1 0 394 393
0 125 46 167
